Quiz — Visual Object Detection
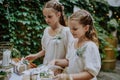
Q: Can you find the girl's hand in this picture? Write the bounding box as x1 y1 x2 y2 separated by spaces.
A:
25 54 37 61
53 74 69 80
49 60 60 76
49 59 56 65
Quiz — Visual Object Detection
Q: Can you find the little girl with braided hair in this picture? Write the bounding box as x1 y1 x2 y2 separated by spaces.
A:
52 9 101 80
25 0 73 65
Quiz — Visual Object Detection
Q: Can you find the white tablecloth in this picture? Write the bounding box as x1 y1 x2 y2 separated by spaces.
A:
9 68 41 80
9 73 23 80
9 66 54 80
0 61 54 80
9 73 53 80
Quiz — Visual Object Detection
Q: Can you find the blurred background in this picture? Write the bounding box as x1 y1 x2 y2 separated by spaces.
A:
0 0 120 76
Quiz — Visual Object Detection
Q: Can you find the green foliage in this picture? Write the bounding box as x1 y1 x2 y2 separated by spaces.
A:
60 0 119 58
107 18 119 32
0 0 120 60
0 0 47 56
11 48 21 58
0 71 6 75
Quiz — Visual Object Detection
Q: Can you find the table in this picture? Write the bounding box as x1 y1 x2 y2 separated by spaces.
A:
9 69 40 80
0 61 57 80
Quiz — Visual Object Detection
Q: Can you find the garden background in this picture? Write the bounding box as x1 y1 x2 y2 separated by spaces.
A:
0 0 120 65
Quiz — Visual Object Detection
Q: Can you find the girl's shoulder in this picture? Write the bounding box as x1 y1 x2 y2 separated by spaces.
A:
69 39 77 47
44 26 50 33
62 26 70 31
84 41 98 49
42 26 51 37
62 27 72 35
86 41 96 45
44 26 50 31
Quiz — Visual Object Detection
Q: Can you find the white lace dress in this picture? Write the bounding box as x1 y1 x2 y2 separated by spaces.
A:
66 40 101 80
41 27 73 65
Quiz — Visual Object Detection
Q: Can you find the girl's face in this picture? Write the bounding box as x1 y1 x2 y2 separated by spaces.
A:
69 20 88 39
43 8 60 27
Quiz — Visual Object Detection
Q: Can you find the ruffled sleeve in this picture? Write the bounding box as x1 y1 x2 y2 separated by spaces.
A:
82 42 101 77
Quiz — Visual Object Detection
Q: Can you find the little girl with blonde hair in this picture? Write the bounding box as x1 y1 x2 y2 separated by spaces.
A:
52 9 101 80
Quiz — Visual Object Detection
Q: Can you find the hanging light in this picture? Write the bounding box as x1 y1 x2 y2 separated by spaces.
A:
107 0 120 7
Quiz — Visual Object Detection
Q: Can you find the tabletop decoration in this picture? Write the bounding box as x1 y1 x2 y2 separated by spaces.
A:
37 65 54 80
13 57 29 75
40 70 53 79
2 49 11 67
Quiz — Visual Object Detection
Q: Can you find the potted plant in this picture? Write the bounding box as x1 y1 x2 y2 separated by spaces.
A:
101 18 119 71
94 17 119 71
117 20 120 60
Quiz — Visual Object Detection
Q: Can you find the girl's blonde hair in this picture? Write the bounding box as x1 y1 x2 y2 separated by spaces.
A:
69 9 99 46
43 0 66 26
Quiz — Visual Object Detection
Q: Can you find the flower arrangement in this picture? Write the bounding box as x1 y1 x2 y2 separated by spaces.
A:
40 70 52 78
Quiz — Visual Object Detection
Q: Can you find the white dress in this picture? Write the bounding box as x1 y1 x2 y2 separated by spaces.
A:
41 27 73 65
66 40 101 80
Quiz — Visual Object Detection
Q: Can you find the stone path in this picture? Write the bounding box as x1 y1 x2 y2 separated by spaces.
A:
97 60 120 80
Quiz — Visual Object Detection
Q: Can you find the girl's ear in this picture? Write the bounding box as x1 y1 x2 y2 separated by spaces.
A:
84 25 90 32
57 12 61 17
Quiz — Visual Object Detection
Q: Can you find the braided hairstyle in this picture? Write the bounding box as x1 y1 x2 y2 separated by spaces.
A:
43 0 66 26
69 9 99 46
